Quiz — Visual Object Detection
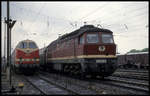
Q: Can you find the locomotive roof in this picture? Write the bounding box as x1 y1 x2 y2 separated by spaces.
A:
16 39 38 48
47 25 113 47
21 39 35 42
59 25 113 40
17 39 35 45
117 52 149 56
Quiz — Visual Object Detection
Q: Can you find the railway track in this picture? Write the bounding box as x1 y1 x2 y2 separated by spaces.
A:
38 71 103 94
115 71 149 76
23 75 73 95
24 72 103 95
23 76 47 95
39 71 149 95
87 76 149 95
103 77 149 93
112 72 149 81
108 76 149 88
116 69 148 73
113 69 149 81
93 79 149 95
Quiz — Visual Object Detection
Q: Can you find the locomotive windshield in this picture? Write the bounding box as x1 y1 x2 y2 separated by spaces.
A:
19 42 27 48
102 34 114 43
29 42 37 48
87 33 99 43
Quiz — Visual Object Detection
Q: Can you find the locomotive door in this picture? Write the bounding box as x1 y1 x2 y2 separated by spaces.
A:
77 34 85 55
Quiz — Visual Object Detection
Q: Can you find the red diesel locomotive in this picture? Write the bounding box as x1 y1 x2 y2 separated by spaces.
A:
12 39 40 74
41 25 117 78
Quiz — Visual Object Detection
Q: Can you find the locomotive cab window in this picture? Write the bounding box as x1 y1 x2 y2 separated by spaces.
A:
29 42 37 48
102 34 114 43
87 33 99 43
19 42 27 48
79 35 84 44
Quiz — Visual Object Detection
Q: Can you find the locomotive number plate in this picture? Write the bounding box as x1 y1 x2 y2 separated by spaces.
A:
96 59 106 63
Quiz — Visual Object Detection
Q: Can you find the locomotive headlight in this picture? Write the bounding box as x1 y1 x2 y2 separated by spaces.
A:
96 59 107 63
34 58 36 62
20 58 22 62
36 58 39 61
99 46 105 51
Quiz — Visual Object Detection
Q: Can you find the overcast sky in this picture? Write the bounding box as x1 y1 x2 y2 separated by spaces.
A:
1 1 149 57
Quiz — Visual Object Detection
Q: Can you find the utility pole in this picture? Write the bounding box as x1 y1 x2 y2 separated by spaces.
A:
6 1 16 87
43 43 45 64
6 1 10 83
4 17 7 72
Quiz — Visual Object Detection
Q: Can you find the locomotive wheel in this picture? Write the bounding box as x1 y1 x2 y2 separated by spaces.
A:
80 73 86 79
98 75 105 79
78 70 86 79
63 65 68 73
69 67 74 76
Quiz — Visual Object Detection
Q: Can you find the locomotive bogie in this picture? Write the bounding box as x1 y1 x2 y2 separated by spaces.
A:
45 57 117 77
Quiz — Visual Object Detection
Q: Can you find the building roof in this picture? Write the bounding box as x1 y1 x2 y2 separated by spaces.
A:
117 52 149 56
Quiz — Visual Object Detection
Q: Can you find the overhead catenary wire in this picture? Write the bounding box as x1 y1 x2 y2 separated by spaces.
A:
92 12 148 32
10 3 75 38
11 3 72 23
89 7 148 27
66 4 148 32
85 3 148 25
90 3 147 21
77 2 109 22
61 3 110 33
2 2 148 40
10 2 148 31
26 3 46 34
5 2 148 28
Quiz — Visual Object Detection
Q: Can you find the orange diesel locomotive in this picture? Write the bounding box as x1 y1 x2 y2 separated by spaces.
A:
12 39 39 74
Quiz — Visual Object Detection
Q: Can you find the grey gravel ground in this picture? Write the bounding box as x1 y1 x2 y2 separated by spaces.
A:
2 73 41 95
26 75 71 95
